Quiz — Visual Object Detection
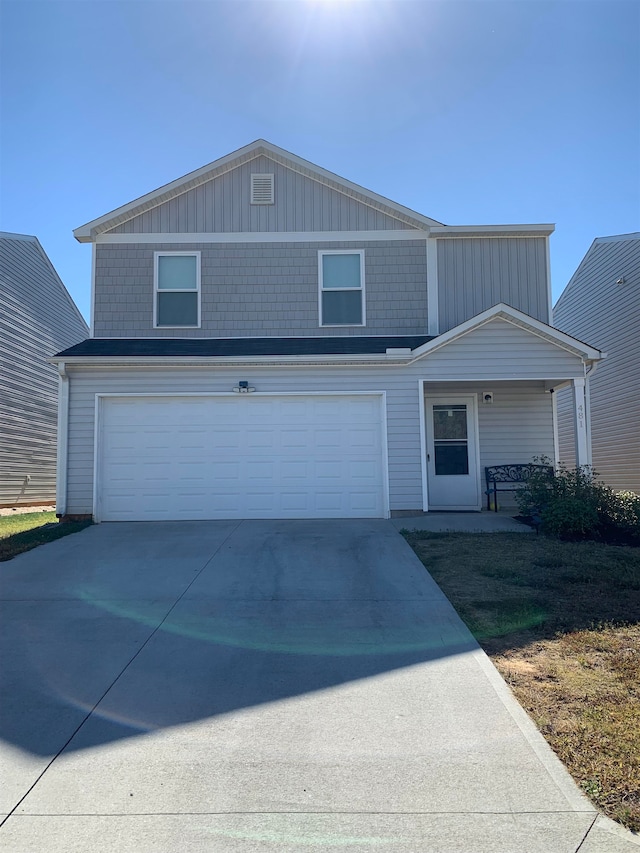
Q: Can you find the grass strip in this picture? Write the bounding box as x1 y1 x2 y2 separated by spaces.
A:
0 512 92 561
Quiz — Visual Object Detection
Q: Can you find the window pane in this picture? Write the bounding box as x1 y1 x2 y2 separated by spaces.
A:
157 292 198 326
433 405 467 440
322 254 361 289
434 442 469 475
322 290 362 325
158 255 197 290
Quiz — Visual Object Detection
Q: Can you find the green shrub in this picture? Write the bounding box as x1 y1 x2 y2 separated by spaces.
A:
516 458 640 542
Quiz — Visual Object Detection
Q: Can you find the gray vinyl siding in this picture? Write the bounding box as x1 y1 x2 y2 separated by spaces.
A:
553 235 640 493
107 157 414 235
438 237 549 331
93 241 429 338
62 320 583 515
0 235 89 505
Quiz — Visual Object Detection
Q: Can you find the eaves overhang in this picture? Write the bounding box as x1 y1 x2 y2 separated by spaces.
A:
429 224 555 238
48 354 418 369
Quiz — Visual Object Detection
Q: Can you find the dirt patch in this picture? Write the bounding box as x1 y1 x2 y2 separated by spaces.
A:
0 505 55 517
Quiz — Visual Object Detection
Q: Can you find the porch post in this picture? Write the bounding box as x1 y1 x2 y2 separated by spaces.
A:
572 377 590 467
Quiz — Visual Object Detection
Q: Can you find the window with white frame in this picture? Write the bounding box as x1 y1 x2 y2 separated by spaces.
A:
319 250 365 326
154 252 200 328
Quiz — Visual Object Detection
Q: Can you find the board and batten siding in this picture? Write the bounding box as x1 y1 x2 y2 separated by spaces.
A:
93 240 429 338
438 237 549 332
105 156 415 236
0 235 89 506
553 235 640 493
63 319 586 515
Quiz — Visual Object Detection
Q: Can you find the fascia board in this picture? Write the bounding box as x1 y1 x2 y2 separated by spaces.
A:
429 224 555 237
74 140 440 242
48 353 414 368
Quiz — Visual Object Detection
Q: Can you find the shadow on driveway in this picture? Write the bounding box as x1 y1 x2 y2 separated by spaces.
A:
1 519 476 757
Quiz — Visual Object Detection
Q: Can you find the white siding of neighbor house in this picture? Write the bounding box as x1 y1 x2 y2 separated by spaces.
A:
438 237 549 330
106 156 415 235
93 240 429 338
62 319 585 515
0 235 89 506
554 235 640 493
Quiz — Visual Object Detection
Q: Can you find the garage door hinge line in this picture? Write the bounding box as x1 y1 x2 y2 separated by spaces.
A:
0 520 244 825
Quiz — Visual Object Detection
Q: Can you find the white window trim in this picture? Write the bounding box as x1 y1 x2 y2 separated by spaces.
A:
153 251 201 329
318 249 366 328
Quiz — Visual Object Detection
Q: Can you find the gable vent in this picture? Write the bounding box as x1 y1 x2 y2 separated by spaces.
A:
251 173 274 205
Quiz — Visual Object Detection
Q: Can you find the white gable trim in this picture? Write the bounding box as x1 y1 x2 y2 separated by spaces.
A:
74 140 441 242
409 303 604 363
94 230 427 245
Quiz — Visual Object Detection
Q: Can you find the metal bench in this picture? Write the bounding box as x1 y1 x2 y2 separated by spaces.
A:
484 464 554 512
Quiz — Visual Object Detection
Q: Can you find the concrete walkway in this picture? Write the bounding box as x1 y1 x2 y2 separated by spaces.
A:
390 511 535 533
0 520 637 852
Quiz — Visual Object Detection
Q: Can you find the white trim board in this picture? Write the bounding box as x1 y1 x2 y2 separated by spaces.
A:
95 230 426 244
92 227 555 245
426 237 439 336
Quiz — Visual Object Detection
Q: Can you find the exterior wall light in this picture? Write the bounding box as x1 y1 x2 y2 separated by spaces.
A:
233 381 255 393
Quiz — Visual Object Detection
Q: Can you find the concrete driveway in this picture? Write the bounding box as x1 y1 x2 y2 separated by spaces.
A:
0 520 635 852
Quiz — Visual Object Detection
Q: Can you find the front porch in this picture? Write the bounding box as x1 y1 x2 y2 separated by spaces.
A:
419 378 596 513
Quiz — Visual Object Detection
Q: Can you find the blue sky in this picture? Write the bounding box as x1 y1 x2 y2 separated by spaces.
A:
1 0 638 322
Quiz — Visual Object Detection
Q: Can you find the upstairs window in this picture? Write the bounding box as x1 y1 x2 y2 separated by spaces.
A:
154 252 200 328
319 250 365 326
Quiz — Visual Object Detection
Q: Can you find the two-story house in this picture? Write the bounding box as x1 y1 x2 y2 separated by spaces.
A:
52 140 603 521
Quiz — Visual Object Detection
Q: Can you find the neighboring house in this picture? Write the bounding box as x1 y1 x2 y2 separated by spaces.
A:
553 233 639 494
52 140 603 521
0 233 89 506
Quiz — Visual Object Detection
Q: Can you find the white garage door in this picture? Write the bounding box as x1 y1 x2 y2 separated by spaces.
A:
97 394 387 521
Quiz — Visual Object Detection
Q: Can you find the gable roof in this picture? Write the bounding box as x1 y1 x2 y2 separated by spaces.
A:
410 303 604 363
74 140 443 242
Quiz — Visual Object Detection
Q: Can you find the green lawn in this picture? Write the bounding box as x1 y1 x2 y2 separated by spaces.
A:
0 512 91 561
404 530 640 833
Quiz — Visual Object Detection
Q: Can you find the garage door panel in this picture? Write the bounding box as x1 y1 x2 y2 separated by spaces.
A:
99 395 386 520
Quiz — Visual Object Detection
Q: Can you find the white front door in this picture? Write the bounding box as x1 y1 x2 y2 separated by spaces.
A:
425 396 481 511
